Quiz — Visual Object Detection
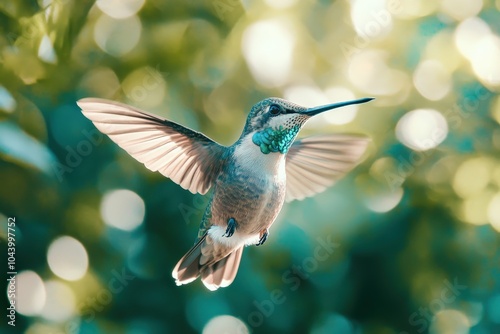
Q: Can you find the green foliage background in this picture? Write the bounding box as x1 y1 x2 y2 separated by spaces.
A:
1 0 500 333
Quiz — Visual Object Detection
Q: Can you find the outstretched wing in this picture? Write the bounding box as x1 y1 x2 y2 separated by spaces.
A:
285 134 370 201
77 98 226 195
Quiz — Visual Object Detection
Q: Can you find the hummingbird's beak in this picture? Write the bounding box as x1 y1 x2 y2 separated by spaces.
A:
301 97 374 116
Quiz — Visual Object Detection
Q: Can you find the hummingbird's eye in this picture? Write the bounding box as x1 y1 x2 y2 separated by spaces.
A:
268 104 282 116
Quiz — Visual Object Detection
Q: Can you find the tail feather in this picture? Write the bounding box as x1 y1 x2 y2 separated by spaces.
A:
172 236 206 285
201 247 243 290
172 234 243 290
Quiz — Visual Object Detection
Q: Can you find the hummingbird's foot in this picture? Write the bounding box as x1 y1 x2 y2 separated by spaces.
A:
223 217 237 238
256 229 269 246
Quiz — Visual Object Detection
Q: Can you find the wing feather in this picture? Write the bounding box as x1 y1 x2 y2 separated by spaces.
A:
77 98 226 194
285 134 370 201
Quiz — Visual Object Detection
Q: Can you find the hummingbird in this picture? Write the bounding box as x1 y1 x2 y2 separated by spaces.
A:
77 96 373 290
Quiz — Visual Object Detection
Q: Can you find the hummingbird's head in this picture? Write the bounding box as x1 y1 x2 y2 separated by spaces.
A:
241 97 373 155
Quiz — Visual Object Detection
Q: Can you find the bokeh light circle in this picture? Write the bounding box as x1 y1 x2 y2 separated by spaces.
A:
242 19 295 88
122 66 167 109
453 157 491 199
487 193 500 232
96 0 145 19
396 109 448 151
40 280 76 322
47 236 89 281
364 187 404 213
459 191 492 225
454 17 491 61
440 0 483 21
100 189 145 231
283 85 328 107
413 60 451 101
350 0 393 40
94 14 142 57
391 1 437 19
429 309 470 334
264 0 297 9
78 67 121 99
470 35 500 86
348 50 409 96
13 271 46 316
202 315 249 334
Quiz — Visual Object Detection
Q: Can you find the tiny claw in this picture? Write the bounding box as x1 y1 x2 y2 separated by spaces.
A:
223 217 236 238
256 229 269 246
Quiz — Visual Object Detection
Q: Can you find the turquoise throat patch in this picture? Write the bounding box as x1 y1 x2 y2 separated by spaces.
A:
252 125 300 154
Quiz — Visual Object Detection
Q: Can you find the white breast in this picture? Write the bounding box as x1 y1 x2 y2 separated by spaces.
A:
207 226 261 248
233 133 286 178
